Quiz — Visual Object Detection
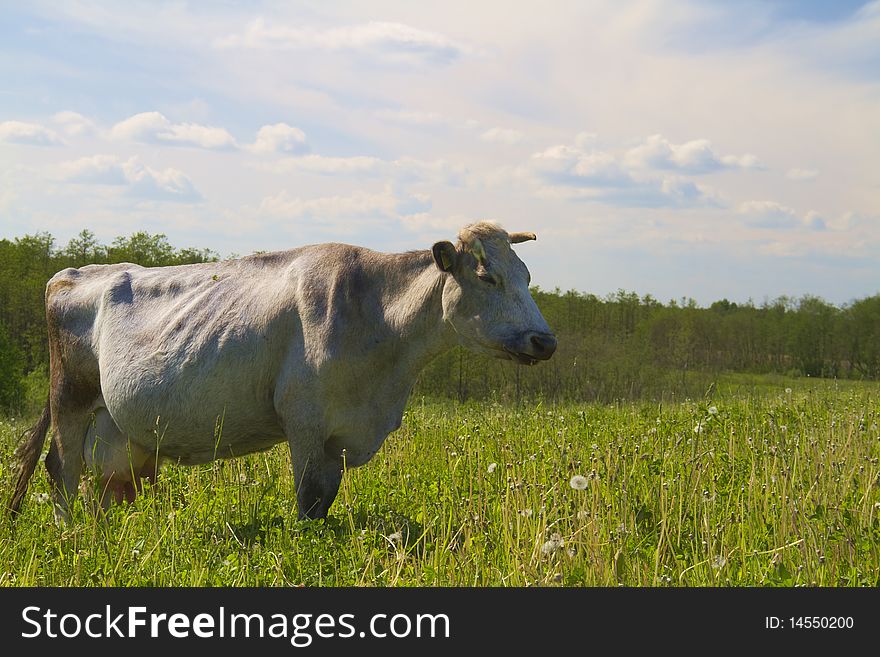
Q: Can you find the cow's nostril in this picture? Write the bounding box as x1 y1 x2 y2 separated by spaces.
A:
530 333 557 356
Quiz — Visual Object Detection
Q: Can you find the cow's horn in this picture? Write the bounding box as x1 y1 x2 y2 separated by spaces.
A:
509 231 537 244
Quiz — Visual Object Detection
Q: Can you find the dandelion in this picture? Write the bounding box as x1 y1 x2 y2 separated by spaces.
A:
569 475 588 490
785 387 792 394
33 492 49 504
487 462 497 474
708 406 718 415
542 533 564 555
711 555 727 570
694 422 704 434
388 531 403 544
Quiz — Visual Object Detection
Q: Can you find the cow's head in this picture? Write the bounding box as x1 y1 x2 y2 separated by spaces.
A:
432 221 557 365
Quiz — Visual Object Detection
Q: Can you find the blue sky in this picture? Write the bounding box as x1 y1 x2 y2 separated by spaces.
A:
1 1 878 305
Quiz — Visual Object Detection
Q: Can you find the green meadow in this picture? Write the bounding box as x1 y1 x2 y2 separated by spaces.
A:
2 374 878 587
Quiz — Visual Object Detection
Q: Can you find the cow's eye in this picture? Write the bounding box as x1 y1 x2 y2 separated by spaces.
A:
478 272 498 286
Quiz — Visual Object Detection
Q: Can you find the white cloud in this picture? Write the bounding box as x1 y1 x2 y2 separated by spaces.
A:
58 154 201 202
257 186 429 223
528 138 723 208
249 123 308 154
480 127 523 145
785 167 819 181
0 121 65 146
625 134 761 173
126 161 201 202
259 154 383 176
255 153 467 186
532 145 633 187
215 18 468 65
110 112 237 150
738 200 824 229
52 111 96 137
59 154 128 185
391 157 468 186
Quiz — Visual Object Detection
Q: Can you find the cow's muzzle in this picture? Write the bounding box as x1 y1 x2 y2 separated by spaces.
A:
505 331 557 365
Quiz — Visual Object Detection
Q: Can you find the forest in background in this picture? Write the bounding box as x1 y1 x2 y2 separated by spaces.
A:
1 229 879 412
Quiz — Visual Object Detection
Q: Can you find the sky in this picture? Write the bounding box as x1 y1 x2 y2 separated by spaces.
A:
1 0 878 306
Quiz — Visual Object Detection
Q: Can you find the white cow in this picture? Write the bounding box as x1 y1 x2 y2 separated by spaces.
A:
9 221 557 521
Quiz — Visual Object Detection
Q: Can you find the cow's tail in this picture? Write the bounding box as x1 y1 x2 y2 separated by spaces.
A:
7 398 51 518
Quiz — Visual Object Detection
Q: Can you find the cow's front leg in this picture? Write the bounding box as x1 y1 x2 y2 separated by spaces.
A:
288 438 343 520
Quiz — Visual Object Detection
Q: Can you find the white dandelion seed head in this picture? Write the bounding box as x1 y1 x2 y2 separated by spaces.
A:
33 492 50 504
389 531 403 544
487 462 497 474
569 475 589 490
541 533 564 555
785 388 792 394
712 556 727 570
708 406 718 415
694 422 704 434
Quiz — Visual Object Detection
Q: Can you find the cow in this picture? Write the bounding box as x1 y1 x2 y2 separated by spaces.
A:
7 221 557 523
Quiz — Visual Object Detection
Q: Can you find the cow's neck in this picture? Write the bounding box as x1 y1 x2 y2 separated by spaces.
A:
380 251 456 378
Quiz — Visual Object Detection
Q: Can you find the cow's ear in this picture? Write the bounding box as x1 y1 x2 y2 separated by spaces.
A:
432 241 457 273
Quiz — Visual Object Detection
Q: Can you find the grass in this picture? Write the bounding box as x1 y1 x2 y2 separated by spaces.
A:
1 374 879 586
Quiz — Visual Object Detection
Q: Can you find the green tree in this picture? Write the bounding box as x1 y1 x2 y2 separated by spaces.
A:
0 322 24 411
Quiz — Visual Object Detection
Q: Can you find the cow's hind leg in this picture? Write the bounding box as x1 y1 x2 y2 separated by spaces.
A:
46 405 93 525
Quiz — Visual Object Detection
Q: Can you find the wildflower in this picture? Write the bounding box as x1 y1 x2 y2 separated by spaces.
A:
785 388 792 394
711 555 727 570
33 492 49 504
569 475 589 490
388 531 403 544
487 462 497 474
694 422 704 434
541 532 564 555
708 406 718 415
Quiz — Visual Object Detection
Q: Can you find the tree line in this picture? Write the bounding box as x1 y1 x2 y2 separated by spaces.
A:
1 230 878 411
